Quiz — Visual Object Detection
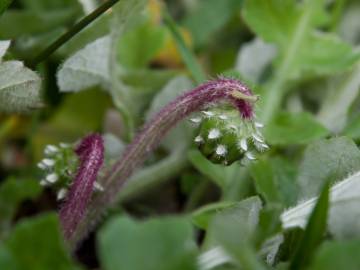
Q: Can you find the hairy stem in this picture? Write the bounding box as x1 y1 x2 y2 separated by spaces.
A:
65 78 257 249
31 0 119 66
59 134 104 239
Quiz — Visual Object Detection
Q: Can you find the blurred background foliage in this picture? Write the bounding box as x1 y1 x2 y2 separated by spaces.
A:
1 0 360 269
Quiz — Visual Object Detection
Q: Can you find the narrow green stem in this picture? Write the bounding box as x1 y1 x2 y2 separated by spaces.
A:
31 0 119 67
260 6 313 124
163 10 206 84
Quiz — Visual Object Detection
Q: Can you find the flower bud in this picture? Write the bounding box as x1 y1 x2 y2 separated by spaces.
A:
192 107 268 165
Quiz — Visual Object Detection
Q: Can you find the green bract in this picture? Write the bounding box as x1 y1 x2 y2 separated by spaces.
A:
37 142 105 201
192 107 268 166
37 143 78 200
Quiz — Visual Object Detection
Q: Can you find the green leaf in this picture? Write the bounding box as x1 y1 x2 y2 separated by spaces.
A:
98 216 198 270
345 114 360 140
0 10 78 38
59 12 111 56
293 32 360 78
243 0 359 123
264 112 328 145
0 0 12 17
282 170 360 238
0 40 10 60
249 157 298 207
192 201 238 230
118 21 166 69
182 0 243 48
209 196 266 269
32 89 110 159
0 60 42 113
0 178 42 233
0 244 17 270
318 62 360 133
235 38 276 83
3 213 80 270
146 75 193 152
19 0 81 13
188 150 247 195
297 137 360 199
57 36 110 92
242 0 357 79
242 0 298 46
256 204 282 246
339 2 360 44
250 159 281 204
109 0 149 132
309 240 360 270
290 182 330 270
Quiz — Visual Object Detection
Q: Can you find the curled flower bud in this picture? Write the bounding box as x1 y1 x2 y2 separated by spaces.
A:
193 107 268 165
64 77 265 247
38 140 105 202
37 142 78 191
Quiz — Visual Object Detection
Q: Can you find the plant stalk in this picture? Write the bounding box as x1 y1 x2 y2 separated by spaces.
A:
64 78 257 249
31 0 119 66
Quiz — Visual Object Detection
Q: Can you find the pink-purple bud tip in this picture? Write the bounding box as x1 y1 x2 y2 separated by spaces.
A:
59 133 104 239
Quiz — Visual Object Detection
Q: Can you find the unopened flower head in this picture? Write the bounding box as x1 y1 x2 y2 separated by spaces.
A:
38 140 104 201
37 142 78 199
193 106 268 165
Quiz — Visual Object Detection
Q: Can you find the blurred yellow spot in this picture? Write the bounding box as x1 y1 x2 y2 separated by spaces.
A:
154 27 193 68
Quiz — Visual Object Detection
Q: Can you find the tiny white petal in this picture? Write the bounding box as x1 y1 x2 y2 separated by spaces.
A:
228 124 237 132
239 139 248 151
208 129 221 139
93 182 104 192
255 142 269 152
37 162 47 170
190 117 202 124
59 143 70 148
40 179 49 186
255 122 264 128
44 145 58 155
57 188 67 200
42 158 55 167
194 135 203 143
219 114 227 120
261 143 269 149
245 152 256 160
202 111 215 117
46 173 59 183
216 145 227 156
253 133 264 143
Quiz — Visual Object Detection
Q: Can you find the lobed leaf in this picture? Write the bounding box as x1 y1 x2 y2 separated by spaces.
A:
1 213 80 270
57 36 111 92
0 178 41 234
263 111 328 145
0 60 42 113
297 137 360 199
98 216 198 270
0 40 10 60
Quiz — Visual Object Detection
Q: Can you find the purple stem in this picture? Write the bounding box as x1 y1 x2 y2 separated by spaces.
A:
59 133 104 239
64 78 256 248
